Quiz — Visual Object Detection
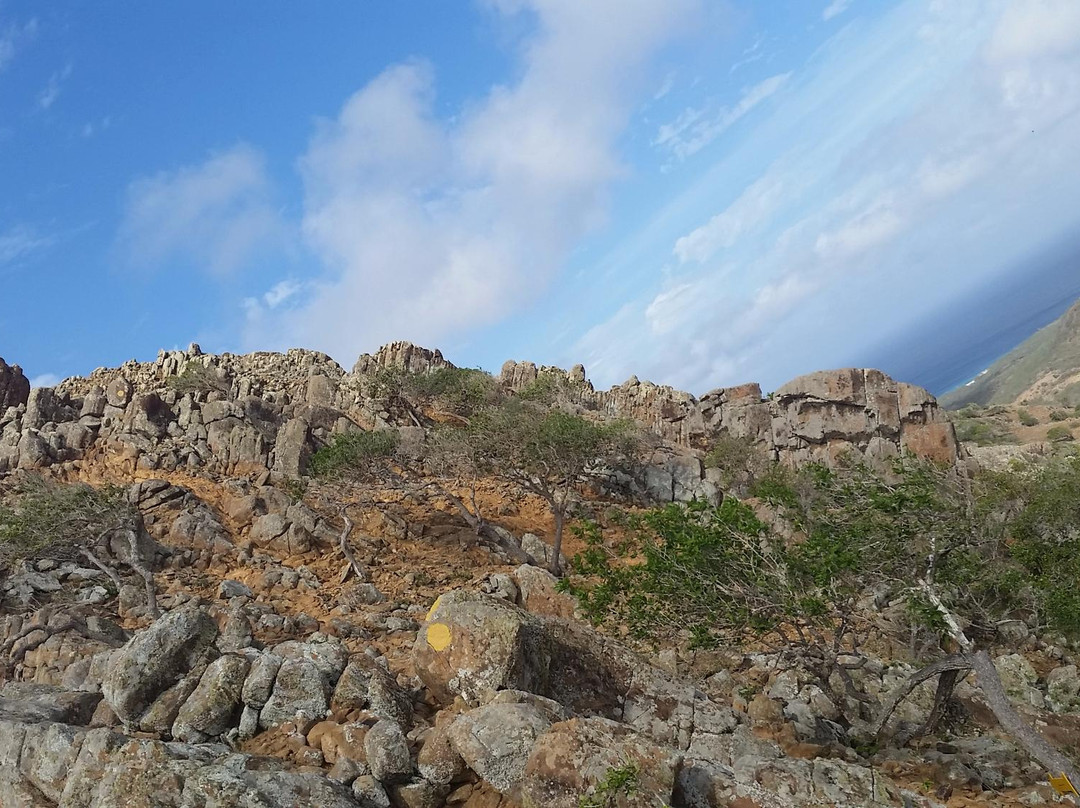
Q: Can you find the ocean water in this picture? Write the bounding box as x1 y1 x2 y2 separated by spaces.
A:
861 231 1080 396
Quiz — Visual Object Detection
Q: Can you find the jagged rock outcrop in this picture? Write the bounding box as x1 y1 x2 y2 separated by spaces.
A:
0 342 959 486
0 357 30 411
500 361 960 466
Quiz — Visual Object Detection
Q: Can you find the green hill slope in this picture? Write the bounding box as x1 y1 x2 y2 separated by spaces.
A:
941 298 1080 409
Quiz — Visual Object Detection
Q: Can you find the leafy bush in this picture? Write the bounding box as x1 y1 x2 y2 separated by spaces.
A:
578 761 640 808
308 430 400 478
1018 409 1039 427
1047 425 1075 443
165 363 229 396
0 476 134 567
704 433 771 496
1050 409 1072 422
404 367 501 416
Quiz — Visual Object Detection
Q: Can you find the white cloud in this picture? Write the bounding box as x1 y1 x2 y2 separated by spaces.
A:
29 373 61 389
38 63 72 110
674 172 786 263
654 72 791 160
247 0 700 362
822 0 854 22
0 224 53 265
116 144 283 275
567 0 1080 393
986 0 1080 63
0 17 37 72
262 279 301 309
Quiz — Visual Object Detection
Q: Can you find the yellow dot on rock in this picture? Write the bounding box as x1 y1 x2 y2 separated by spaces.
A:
427 622 452 652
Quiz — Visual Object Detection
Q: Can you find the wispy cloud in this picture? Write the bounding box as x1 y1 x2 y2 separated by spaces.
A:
0 224 53 265
569 0 1080 393
115 144 285 275
37 63 72 110
822 0 854 22
654 72 791 161
29 373 61 389
0 17 37 72
245 0 702 362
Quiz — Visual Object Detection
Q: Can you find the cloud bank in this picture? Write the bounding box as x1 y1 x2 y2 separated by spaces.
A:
243 0 699 362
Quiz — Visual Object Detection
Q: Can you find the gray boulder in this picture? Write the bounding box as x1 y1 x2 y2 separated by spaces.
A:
101 607 218 727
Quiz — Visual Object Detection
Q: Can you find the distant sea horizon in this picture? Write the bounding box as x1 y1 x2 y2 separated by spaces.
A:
860 230 1080 397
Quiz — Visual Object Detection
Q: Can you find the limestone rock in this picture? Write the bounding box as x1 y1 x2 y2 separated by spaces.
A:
364 718 412 782
520 716 680 808
171 653 250 741
414 591 551 706
449 701 554 795
259 658 330 728
0 357 30 410
102 607 219 727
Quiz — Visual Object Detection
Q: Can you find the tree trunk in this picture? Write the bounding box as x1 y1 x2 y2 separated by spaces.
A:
549 508 565 577
970 650 1080 790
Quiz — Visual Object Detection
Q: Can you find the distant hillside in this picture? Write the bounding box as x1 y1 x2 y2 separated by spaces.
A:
942 297 1080 408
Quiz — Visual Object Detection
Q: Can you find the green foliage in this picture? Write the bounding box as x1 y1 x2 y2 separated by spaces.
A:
1005 456 1080 635
165 363 229 396
953 416 1017 446
465 401 639 501
1018 408 1039 427
0 475 134 567
308 430 400 478
404 367 501 416
703 433 771 496
578 761 640 808
1047 425 1075 442
1050 409 1073 422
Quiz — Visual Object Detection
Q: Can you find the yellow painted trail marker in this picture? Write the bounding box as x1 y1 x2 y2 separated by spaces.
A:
426 622 452 652
425 596 442 622
1049 772 1079 797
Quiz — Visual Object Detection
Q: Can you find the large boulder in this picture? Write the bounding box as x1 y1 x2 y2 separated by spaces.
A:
259 658 330 729
171 653 250 742
414 591 551 706
520 717 681 808
0 357 30 410
448 700 556 795
101 607 218 728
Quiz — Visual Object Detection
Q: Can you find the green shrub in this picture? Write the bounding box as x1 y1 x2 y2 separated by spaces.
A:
1050 409 1072 422
308 430 400 477
165 364 229 396
1018 409 1039 427
1047 425 1075 443
578 761 639 808
0 476 134 567
704 433 771 496
404 368 500 416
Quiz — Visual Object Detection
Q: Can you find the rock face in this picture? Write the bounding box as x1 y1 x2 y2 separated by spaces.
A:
0 341 958 481
0 357 30 411
102 606 219 729
500 361 960 466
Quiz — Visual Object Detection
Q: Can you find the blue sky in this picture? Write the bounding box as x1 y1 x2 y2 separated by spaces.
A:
3 0 1080 394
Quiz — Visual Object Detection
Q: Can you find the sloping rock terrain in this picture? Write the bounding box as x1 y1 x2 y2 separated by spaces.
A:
7 342 1065 808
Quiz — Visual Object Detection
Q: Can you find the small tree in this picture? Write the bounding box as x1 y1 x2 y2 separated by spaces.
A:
0 474 159 618
463 400 640 575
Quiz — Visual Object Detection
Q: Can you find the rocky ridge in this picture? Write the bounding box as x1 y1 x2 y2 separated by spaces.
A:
1 342 1045 808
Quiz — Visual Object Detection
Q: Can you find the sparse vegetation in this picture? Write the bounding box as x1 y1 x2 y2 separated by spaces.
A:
0 475 134 567
403 367 501 417
1047 425 1075 443
165 363 230 396
1018 408 1038 427
308 429 401 478
703 432 771 496
578 761 640 808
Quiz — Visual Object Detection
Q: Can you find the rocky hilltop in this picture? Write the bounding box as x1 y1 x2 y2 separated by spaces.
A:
5 342 1069 808
1 341 958 484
